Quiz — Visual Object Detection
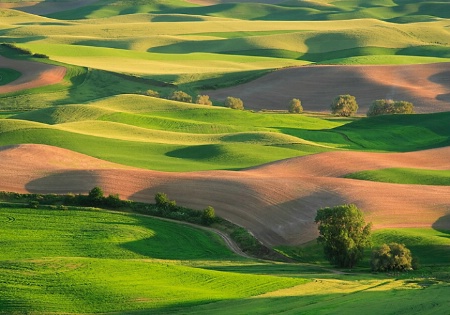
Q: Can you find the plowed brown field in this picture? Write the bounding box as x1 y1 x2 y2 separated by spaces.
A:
206 63 450 114
2 144 449 246
0 56 66 94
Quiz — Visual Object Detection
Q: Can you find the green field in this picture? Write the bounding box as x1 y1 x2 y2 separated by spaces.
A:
0 68 21 85
345 168 450 186
1 0 450 313
1 207 449 314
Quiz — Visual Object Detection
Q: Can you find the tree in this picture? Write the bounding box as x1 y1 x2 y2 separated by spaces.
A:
330 94 358 117
367 99 414 117
155 192 176 211
145 89 160 98
371 243 413 271
201 206 216 226
315 204 372 268
224 96 244 110
87 186 105 206
196 94 213 106
288 98 303 114
170 90 192 103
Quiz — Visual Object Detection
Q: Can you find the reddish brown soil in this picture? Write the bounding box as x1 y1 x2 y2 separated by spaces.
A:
2 144 450 246
205 63 450 114
0 56 66 94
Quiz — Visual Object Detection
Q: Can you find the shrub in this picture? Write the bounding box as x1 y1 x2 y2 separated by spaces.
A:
170 90 192 103
288 98 303 113
196 95 213 105
145 89 160 97
330 94 358 117
371 243 413 271
367 99 415 117
315 204 372 268
224 96 244 110
201 206 216 226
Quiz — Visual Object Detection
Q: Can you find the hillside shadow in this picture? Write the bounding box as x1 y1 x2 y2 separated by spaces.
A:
428 70 450 102
25 170 101 194
432 214 450 234
130 178 345 246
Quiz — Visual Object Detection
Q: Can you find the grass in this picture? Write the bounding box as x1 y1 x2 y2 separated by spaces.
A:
1 206 449 314
0 207 308 314
1 95 450 171
0 68 21 85
345 168 450 186
277 228 450 268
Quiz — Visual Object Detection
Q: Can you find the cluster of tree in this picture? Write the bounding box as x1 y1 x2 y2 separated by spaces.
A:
367 99 415 116
315 204 415 271
330 94 359 117
371 242 414 271
146 90 214 106
329 94 415 117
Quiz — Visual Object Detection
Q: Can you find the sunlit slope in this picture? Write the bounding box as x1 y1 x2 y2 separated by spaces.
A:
2 95 450 172
0 207 307 314
1 95 339 171
34 0 450 22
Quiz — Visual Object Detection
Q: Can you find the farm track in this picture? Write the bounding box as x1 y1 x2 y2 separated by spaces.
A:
205 63 450 113
1 144 450 246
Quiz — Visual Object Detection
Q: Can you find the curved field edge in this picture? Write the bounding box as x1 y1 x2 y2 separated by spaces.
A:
0 206 308 314
1 206 449 314
345 168 450 186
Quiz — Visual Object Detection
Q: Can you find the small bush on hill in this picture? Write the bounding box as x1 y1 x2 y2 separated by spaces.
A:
145 89 160 97
288 98 303 113
155 192 176 211
330 94 358 117
196 94 213 106
201 206 216 226
367 99 415 117
371 242 414 271
225 96 244 110
32 53 49 59
170 90 192 103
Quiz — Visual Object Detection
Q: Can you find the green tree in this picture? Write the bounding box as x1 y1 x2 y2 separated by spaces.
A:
371 243 413 271
224 96 244 110
196 94 213 106
367 99 414 117
170 90 192 103
155 192 176 211
330 94 358 117
155 192 169 207
201 206 216 226
315 204 372 268
88 186 105 206
288 98 303 113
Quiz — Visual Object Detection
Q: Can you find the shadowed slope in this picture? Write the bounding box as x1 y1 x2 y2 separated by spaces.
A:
1 144 450 246
205 63 450 113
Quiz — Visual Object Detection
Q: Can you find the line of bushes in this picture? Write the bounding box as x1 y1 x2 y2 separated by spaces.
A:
0 188 282 261
1 43 49 59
